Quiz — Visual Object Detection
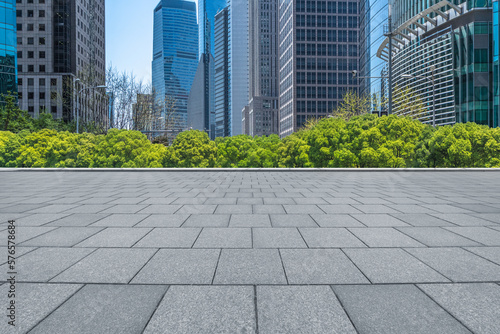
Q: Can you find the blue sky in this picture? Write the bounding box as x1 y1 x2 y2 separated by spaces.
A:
106 0 198 84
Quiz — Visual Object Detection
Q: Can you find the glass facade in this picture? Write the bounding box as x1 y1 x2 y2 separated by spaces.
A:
0 0 17 99
214 7 231 138
198 0 226 59
152 0 198 130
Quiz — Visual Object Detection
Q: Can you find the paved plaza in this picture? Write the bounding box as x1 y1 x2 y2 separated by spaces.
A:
1 170 500 333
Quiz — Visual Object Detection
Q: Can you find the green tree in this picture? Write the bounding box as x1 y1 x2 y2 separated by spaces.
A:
0 93 33 132
165 130 217 168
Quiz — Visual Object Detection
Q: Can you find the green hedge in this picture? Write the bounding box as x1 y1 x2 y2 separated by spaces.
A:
1 115 499 168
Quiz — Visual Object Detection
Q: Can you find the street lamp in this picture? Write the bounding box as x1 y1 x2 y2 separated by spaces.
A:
74 78 107 133
401 65 436 126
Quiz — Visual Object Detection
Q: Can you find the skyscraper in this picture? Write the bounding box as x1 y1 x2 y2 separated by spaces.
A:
245 0 280 136
278 0 361 137
214 7 230 138
153 0 198 132
16 0 106 123
0 0 17 99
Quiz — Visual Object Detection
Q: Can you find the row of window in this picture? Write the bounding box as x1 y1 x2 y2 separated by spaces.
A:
16 9 46 18
18 78 58 86
296 0 358 15
17 37 46 45
16 0 45 3
17 23 46 32
17 91 57 100
17 64 46 73
17 50 46 59
296 15 358 28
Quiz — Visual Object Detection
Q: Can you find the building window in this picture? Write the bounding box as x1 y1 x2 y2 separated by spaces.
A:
28 51 34 58
17 51 22 58
17 24 22 31
39 92 46 100
28 78 34 86
51 79 57 86
39 10 45 18
16 10 22 17
27 10 34 17
28 65 34 72
28 92 34 99
39 65 46 73
27 38 34 45
27 24 34 31
39 51 46 58
39 37 46 45
18 78 23 86
17 65 22 72
39 78 46 86
39 24 45 31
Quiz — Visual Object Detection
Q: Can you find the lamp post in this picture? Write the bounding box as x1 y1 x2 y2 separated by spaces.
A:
74 79 107 134
402 65 436 126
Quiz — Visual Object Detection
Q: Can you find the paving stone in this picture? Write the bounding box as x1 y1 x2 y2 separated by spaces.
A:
253 228 307 248
430 213 498 226
138 197 177 204
134 214 189 227
443 227 500 246
270 214 317 227
348 228 425 247
257 286 356 334
452 203 500 213
144 286 255 334
0 283 83 333
136 204 182 214
47 213 110 226
418 283 500 334
61 204 114 214
396 227 482 247
75 227 152 247
253 204 286 214
183 214 230 227
171 197 207 205
344 248 449 283
390 213 457 227
323 197 362 205
52 248 156 283
315 205 362 214
293 197 329 205
175 204 217 214
309 214 363 227
134 228 201 248
333 285 471 334
27 204 82 214
421 204 474 214
193 228 251 248
14 213 71 226
386 204 439 213
299 228 366 248
1 204 48 213
213 249 287 284
280 249 369 284
351 214 410 227
385 197 424 204
465 247 500 265
103 197 147 205
29 285 167 334
230 214 271 227
283 204 325 214
0 247 94 282
215 204 253 214
88 213 149 227
263 198 295 205
471 213 500 224
237 198 264 205
132 249 220 284
21 227 103 247
407 248 500 282
351 205 400 214
204 198 238 205
100 204 149 214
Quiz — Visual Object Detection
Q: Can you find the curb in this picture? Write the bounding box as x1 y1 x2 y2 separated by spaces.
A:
0 168 499 172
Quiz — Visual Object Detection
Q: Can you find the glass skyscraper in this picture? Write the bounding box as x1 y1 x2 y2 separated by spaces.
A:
198 0 226 59
152 0 198 131
0 0 17 99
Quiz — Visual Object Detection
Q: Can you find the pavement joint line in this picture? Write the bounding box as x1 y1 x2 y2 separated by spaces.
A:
128 248 161 284
340 248 373 284
190 228 204 248
210 249 223 285
131 213 153 228
414 284 476 333
178 214 193 228
460 247 500 267
348 214 369 228
345 229 370 248
3 282 500 286
140 285 171 334
441 228 490 247
296 228 310 248
46 247 100 282
130 227 155 248
329 285 361 334
400 248 455 283
307 214 321 228
253 285 259 334
277 249 289 285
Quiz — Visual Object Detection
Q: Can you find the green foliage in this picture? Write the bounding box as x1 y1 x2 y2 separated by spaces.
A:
0 93 33 132
0 116 499 168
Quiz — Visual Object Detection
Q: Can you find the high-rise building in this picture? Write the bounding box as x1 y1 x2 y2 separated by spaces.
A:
378 0 500 127
0 0 17 100
152 0 198 132
278 0 361 137
214 7 230 138
198 0 226 59
245 0 280 136
16 0 106 124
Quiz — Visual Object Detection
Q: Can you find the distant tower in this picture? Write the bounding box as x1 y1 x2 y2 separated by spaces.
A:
214 7 231 138
152 0 198 132
0 0 17 99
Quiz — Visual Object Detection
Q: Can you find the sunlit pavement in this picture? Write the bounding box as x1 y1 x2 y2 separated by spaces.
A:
1 170 500 333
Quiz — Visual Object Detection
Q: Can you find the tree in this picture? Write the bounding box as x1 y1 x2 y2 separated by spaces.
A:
0 93 33 132
392 85 430 122
331 90 377 121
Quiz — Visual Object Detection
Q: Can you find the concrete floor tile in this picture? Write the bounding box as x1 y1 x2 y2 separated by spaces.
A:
284 205 325 214
193 228 251 248
430 213 498 226
175 204 217 214
75 227 152 247
230 214 271 227
88 214 149 227
348 228 425 247
14 213 71 226
310 214 365 227
134 228 201 248
253 204 286 214
397 227 482 247
299 228 366 248
270 214 317 227
183 214 230 227
215 205 253 214
135 214 190 227
443 227 500 246
46 214 110 226
21 227 103 247
390 213 457 227
464 247 500 265
253 228 307 248
351 214 410 227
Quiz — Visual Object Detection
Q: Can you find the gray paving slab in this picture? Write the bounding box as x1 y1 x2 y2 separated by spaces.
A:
47 213 110 226
88 214 149 227
61 204 115 214
422 204 474 214
385 204 439 213
310 214 364 227
27 204 82 214
344 248 449 283
471 213 500 224
138 197 177 204
453 203 500 213
0 226 57 244
13 213 71 226
171 197 207 205
270 214 317 227
419 283 500 334
396 227 483 247
215 204 253 214
100 204 149 214
144 286 255 334
443 227 500 246
175 204 218 214
237 198 264 205
193 228 252 248
299 228 366 248
390 213 457 227
0 283 83 333
0 247 94 282
280 249 369 284
430 213 497 226
351 214 410 227
204 197 238 205
263 197 295 205
253 228 307 248
253 204 286 214
333 285 471 334
316 204 362 214
134 228 201 248
352 205 400 214
1 204 48 213
283 204 325 214
75 227 152 247
213 249 287 284
29 284 167 334
348 227 425 247
134 214 189 227
230 214 272 227
465 247 500 265
132 249 220 284
407 247 500 282
52 248 156 283
21 227 103 247
183 214 230 227
136 204 182 214
257 286 356 334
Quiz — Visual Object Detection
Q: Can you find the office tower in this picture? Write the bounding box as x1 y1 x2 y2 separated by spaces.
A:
16 0 106 124
198 0 226 59
278 0 361 137
245 0 280 136
214 7 230 138
227 0 249 136
379 0 499 127
0 0 17 99
152 0 198 133
359 0 387 101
